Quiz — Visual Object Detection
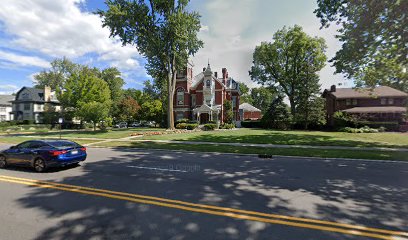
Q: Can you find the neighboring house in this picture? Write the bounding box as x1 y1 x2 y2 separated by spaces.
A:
322 85 408 126
174 63 241 124
0 95 14 122
239 103 262 120
11 86 61 123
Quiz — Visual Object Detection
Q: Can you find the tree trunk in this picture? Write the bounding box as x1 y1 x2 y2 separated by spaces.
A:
166 56 177 130
93 122 96 131
289 97 296 117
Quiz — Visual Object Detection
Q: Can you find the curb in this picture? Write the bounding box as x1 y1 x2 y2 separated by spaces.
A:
87 145 408 164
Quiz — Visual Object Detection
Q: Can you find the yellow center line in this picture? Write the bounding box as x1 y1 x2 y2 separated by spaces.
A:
0 175 404 240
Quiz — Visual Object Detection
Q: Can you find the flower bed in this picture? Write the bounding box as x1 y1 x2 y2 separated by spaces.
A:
129 129 201 137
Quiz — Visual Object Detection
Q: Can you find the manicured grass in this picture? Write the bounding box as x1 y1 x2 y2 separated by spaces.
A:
140 128 408 149
0 136 101 146
2 127 164 139
96 141 408 161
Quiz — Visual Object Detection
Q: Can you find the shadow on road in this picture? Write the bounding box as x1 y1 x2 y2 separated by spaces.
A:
13 148 408 240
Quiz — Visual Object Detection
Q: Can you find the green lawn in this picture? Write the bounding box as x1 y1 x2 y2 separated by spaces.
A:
1 127 164 139
97 141 408 161
140 128 408 149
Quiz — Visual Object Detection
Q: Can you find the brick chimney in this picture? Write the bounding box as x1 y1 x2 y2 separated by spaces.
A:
222 68 228 85
44 86 51 101
330 85 336 92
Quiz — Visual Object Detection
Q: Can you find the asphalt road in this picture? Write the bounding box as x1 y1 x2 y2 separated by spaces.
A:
0 144 407 240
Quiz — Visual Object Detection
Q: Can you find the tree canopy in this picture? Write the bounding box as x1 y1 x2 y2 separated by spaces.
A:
249 25 327 117
98 0 203 129
315 0 408 91
34 57 79 90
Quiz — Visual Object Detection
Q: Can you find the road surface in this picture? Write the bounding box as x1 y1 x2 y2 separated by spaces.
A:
0 144 407 240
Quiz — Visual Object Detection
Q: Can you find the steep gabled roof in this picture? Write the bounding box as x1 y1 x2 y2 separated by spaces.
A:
239 103 261 112
327 86 407 99
0 95 15 106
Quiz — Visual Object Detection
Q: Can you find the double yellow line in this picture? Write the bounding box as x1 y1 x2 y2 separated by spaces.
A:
0 175 406 240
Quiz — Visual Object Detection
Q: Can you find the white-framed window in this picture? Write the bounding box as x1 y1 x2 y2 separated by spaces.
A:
232 96 237 109
0 107 6 112
24 103 30 110
381 98 387 105
21 92 29 100
388 98 394 105
346 99 351 106
204 96 212 106
191 95 196 107
206 79 211 88
352 99 358 105
176 88 184 105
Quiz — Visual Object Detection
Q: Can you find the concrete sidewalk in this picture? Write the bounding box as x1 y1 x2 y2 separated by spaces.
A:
17 135 408 152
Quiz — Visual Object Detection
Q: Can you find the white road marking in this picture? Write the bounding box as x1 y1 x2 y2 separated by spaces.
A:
127 165 188 173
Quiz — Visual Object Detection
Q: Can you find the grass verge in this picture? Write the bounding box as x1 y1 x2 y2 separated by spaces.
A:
96 141 408 161
0 136 101 146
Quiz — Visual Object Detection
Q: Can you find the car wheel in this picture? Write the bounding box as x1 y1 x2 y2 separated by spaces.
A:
33 158 46 173
0 155 7 169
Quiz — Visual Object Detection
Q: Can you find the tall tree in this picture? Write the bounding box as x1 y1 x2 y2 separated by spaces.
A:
34 57 79 90
118 96 141 123
237 82 252 104
98 0 203 129
100 67 125 118
59 67 112 129
249 25 327 117
315 0 407 91
262 95 291 130
250 87 276 113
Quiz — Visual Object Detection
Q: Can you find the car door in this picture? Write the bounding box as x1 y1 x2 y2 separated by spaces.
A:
7 141 32 165
21 141 43 166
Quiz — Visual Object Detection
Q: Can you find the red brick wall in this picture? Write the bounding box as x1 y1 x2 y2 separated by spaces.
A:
243 111 262 120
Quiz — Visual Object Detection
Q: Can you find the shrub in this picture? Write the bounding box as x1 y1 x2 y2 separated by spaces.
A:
339 126 379 133
241 121 263 128
176 118 189 124
220 123 235 129
188 120 199 124
186 123 198 130
176 123 188 129
333 111 358 128
204 123 217 131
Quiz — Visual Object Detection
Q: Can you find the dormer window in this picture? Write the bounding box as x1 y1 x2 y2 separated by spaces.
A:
388 98 394 105
21 93 29 100
206 79 211 88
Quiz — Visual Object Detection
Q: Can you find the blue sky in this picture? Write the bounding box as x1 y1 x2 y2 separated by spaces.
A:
0 0 348 94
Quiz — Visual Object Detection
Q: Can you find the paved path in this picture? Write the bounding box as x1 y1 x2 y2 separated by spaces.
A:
16 135 408 152
0 144 407 240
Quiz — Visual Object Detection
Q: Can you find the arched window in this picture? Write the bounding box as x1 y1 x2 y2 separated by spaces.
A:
206 79 211 88
177 88 185 105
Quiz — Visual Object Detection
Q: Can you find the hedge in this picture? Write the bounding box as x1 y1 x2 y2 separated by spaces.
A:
203 123 217 131
241 121 263 128
176 123 198 130
220 123 235 129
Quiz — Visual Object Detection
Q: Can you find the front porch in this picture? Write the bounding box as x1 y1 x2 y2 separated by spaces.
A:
193 104 221 124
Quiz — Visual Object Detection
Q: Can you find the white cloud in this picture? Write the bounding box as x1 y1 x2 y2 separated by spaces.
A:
0 50 50 68
0 84 19 94
0 0 142 74
191 0 345 90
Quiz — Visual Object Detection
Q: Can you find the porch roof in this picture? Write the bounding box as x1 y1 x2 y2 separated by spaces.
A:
193 104 220 113
342 106 407 114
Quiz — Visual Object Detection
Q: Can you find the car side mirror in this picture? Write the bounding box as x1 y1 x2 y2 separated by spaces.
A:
10 146 16 149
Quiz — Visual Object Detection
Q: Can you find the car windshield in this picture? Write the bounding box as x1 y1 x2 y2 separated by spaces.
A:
47 141 80 149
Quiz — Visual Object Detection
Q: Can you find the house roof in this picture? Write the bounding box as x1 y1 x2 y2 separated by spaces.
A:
13 87 59 103
0 95 15 106
342 106 407 114
239 103 261 112
328 86 408 99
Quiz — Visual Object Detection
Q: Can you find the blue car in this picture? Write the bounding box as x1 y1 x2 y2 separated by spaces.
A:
0 140 87 172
